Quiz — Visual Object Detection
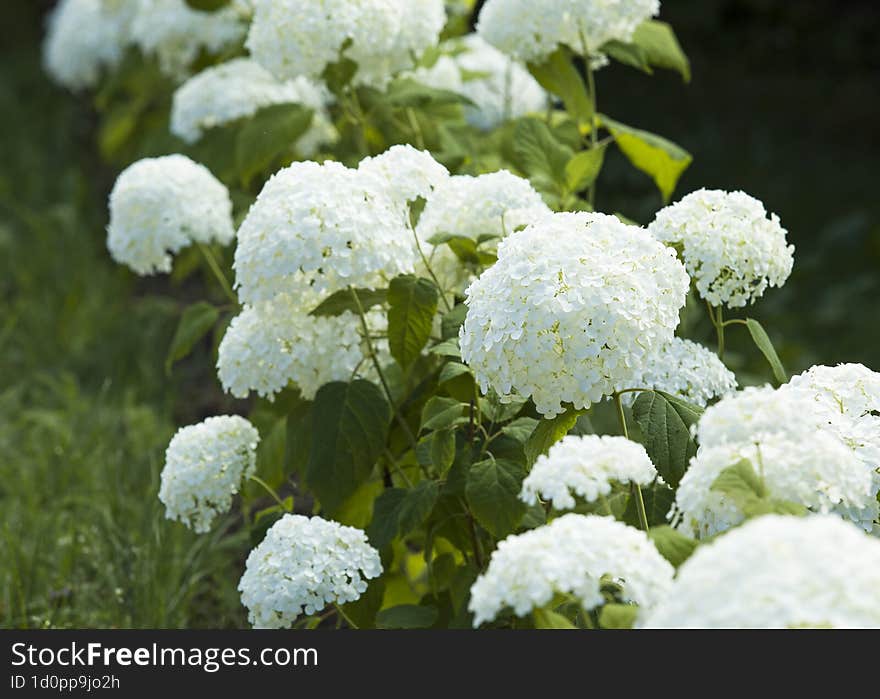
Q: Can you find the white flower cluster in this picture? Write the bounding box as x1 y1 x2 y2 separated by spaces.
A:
107 154 235 275
170 58 337 155
43 0 136 91
246 0 446 88
416 170 550 294
622 337 737 407
131 0 252 80
357 144 450 208
238 514 382 628
675 432 878 537
641 515 880 628
233 159 419 304
520 435 657 510
648 189 794 308
678 377 880 536
409 34 547 130
476 0 660 65
459 212 689 417
159 415 259 533
469 514 673 626
217 295 388 401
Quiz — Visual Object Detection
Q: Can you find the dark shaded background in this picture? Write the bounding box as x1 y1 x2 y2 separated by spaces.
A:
1 0 878 627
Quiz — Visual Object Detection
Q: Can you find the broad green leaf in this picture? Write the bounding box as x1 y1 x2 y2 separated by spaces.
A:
465 458 527 538
430 429 456 474
601 115 692 202
501 417 539 444
185 0 229 10
441 304 468 339
235 103 314 186
565 143 607 192
527 46 593 128
256 416 287 489
428 338 461 358
512 118 574 194
306 380 391 512
745 318 787 384
598 604 638 630
340 578 385 629
438 361 471 385
332 479 383 529
309 288 387 317
533 608 576 629
376 604 439 629
388 275 439 369
397 480 441 535
284 394 313 476
710 459 808 519
624 479 676 528
631 20 691 82
321 55 357 94
525 409 581 466
601 40 652 74
367 488 408 549
648 525 699 567
385 78 475 109
165 302 219 375
631 391 703 488
420 397 468 432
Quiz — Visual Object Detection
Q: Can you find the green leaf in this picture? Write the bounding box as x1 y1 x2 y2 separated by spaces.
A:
235 103 314 186
565 143 607 192
385 78 475 109
527 46 593 127
624 479 676 528
441 304 468 339
501 417 540 445
376 604 439 629
524 409 581 466
648 526 699 568
430 429 456 474
165 302 219 375
428 338 461 359
256 416 287 489
306 380 391 512
438 361 471 385
602 40 652 74
745 318 788 384
309 287 387 317
321 55 357 94
600 115 692 203
340 578 385 629
367 489 407 549
631 391 703 488
631 20 691 82
512 118 574 194
185 0 230 10
465 458 527 538
711 458 766 506
598 604 638 630
398 480 441 534
533 608 576 629
420 397 468 432
387 275 440 369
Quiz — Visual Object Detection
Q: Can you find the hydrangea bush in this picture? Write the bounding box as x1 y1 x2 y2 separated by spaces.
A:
46 0 880 629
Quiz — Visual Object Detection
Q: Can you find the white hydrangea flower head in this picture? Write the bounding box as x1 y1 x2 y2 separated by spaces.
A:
357 144 449 207
416 171 551 294
459 212 689 417
43 0 136 91
159 415 259 533
648 189 794 308
217 294 387 401
469 514 673 626
234 160 418 304
476 0 660 65
674 432 878 538
641 514 880 628
131 0 252 80
520 435 657 510
107 154 235 275
170 58 337 154
621 338 737 407
787 363 880 424
247 0 444 88
409 34 548 130
238 514 382 628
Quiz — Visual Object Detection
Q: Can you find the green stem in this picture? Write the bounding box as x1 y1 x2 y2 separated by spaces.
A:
405 107 426 150
346 89 369 157
248 475 290 512
350 287 421 458
334 603 359 629
613 391 649 532
409 221 452 312
198 243 238 305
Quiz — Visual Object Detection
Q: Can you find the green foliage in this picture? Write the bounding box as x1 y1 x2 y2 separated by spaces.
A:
631 391 702 488
598 604 638 630
305 380 391 513
165 302 219 375
648 526 699 568
375 604 439 629
465 458 527 538
235 104 314 186
387 275 440 369
744 318 788 384
525 410 582 466
309 288 388 317
710 459 808 519
527 46 593 129
604 21 691 83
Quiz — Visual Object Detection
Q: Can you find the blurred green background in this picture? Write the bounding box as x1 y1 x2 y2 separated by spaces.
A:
1 0 878 627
